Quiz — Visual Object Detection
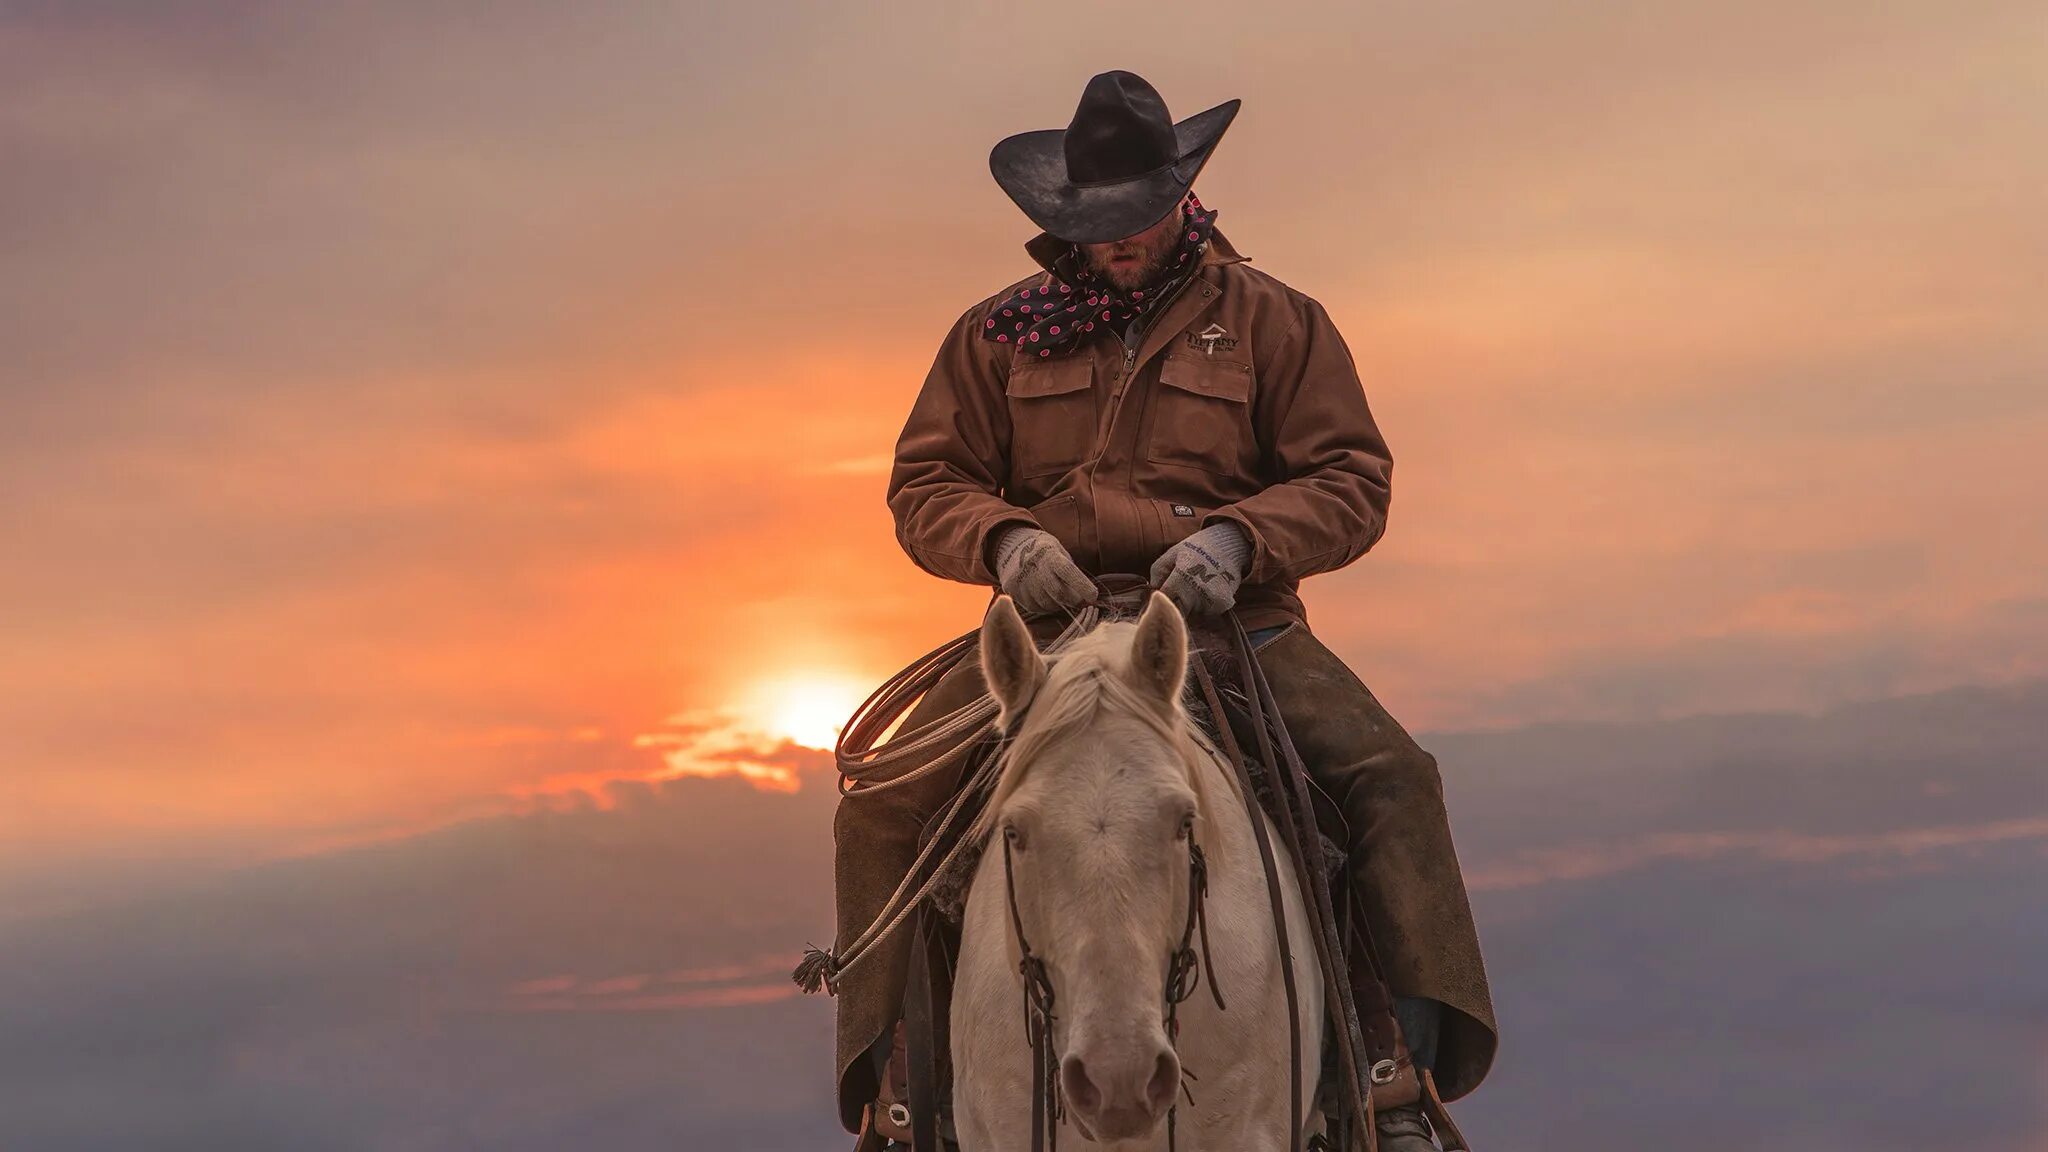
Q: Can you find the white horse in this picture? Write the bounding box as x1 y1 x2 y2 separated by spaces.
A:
952 592 1323 1151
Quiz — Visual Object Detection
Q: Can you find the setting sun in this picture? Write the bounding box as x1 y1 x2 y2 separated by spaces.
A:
747 672 868 751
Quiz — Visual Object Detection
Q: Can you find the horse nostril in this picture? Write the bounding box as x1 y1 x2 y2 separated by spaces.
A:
1145 1049 1180 1116
1060 1054 1102 1115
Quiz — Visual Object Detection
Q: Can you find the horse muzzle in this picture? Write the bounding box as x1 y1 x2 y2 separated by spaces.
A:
1059 1042 1179 1142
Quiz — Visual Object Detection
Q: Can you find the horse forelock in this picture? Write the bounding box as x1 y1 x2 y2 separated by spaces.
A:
986 623 1241 858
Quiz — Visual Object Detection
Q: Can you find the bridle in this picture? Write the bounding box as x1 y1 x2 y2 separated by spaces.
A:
998 808 1226 1152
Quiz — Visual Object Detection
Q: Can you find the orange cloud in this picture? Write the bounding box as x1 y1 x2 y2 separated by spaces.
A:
495 955 801 1013
500 984 800 1013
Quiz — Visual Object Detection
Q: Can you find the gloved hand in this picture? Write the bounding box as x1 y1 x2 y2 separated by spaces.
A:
993 526 1099 616
1149 522 1253 617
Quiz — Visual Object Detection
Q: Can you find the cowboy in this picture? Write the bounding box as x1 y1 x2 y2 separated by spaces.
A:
834 71 1497 1151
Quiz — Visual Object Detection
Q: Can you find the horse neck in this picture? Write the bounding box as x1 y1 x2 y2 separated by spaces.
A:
1173 708 1254 870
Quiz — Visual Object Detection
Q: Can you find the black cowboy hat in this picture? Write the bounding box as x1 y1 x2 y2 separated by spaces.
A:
990 70 1240 246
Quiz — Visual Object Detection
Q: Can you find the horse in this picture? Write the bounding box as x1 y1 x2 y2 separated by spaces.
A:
952 591 1324 1151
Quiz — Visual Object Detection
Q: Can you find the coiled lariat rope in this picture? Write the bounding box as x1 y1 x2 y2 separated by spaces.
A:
792 602 1105 996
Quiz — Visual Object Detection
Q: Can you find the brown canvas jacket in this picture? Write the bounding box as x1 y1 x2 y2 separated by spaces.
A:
887 227 1394 631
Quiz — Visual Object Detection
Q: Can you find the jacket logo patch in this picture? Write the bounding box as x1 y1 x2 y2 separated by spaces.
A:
1190 323 1236 356
1171 503 1196 517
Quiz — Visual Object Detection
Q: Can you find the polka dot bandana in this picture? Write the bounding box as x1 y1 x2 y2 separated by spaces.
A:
983 193 1217 358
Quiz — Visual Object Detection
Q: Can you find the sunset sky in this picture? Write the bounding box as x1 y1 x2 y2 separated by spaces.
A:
4 0 2045 903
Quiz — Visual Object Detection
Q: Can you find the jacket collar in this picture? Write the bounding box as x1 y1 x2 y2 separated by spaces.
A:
1023 225 1250 280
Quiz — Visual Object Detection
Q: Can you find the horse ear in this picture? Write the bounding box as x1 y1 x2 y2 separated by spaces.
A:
1128 591 1188 708
980 595 1045 731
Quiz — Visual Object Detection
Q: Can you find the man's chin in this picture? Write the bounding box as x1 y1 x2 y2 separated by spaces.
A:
1082 257 1163 295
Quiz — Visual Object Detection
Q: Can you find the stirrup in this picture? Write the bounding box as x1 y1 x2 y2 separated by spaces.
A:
854 1119 955 1152
858 1021 915 1148
1416 1069 1469 1152
852 1104 913 1152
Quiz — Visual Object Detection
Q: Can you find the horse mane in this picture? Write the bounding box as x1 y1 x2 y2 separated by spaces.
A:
984 622 1241 853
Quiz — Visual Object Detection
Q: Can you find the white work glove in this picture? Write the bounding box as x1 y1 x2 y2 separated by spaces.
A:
993 526 1099 616
1149 522 1253 617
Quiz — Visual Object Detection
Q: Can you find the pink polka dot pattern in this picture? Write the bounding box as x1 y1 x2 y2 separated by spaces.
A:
981 193 1217 359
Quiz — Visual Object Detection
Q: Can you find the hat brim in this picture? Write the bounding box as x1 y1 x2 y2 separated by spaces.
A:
989 98 1240 245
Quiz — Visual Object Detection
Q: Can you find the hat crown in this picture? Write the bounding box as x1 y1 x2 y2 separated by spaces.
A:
1063 71 1178 185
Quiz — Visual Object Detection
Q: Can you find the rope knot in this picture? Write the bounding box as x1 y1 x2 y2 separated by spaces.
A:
790 945 840 995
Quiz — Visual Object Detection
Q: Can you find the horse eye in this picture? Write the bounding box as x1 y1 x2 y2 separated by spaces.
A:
1004 824 1026 849
1176 813 1195 839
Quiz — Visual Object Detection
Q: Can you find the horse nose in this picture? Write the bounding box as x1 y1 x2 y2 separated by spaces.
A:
1144 1048 1180 1115
1060 1046 1180 1139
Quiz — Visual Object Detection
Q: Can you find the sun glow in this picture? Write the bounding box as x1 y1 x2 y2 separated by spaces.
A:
607 669 872 798
747 671 868 751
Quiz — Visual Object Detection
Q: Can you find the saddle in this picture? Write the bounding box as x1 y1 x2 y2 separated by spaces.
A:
826 585 1467 1152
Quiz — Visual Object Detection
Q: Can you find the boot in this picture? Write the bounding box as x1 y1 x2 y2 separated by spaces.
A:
1374 1103 1440 1151
1371 1068 1470 1152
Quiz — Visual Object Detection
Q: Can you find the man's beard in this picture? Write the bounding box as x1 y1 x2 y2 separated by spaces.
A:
1082 241 1180 295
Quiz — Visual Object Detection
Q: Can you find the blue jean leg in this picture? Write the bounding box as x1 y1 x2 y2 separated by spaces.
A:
1393 996 1441 1072
1245 623 1292 649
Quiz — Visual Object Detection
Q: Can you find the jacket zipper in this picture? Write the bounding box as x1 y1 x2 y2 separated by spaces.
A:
1117 269 1202 386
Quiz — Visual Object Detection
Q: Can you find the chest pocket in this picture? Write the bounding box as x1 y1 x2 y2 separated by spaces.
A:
1147 356 1255 477
1005 357 1097 481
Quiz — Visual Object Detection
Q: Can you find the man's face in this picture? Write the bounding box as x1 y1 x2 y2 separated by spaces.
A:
1077 196 1190 294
